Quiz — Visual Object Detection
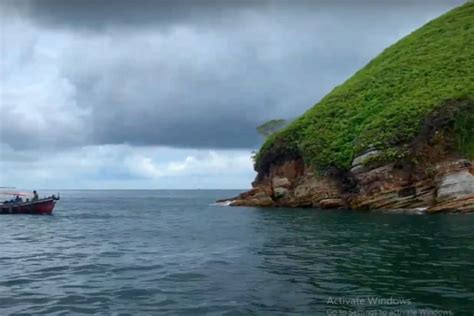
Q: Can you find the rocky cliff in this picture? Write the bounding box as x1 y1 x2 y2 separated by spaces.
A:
227 155 474 213
221 3 474 212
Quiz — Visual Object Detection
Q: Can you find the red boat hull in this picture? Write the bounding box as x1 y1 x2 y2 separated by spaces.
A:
0 198 57 215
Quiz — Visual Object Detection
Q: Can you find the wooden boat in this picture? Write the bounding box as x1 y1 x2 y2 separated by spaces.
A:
0 196 60 215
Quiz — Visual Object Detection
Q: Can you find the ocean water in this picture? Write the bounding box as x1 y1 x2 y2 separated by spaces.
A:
0 190 473 315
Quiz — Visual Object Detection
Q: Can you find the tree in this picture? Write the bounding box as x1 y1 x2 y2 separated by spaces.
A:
256 119 287 138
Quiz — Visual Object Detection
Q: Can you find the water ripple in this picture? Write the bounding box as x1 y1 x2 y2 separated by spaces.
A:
0 190 473 314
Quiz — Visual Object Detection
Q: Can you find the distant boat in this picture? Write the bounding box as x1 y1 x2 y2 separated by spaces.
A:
0 196 60 215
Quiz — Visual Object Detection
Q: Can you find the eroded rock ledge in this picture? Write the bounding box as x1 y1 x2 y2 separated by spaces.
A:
221 154 474 213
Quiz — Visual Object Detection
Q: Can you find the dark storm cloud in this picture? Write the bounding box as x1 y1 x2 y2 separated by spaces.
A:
5 0 465 31
7 0 263 31
0 0 466 150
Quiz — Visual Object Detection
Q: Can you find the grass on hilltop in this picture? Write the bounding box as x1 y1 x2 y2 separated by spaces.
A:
255 2 474 175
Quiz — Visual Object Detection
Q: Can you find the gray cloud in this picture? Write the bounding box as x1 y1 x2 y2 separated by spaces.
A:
4 1 465 31
0 0 465 151
9 0 269 31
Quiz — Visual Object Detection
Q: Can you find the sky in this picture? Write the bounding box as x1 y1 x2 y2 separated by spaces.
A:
0 0 465 189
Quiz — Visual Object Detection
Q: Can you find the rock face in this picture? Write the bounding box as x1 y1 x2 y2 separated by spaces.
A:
429 160 474 213
225 157 474 213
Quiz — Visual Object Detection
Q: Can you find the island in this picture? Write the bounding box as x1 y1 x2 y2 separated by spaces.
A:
222 2 474 212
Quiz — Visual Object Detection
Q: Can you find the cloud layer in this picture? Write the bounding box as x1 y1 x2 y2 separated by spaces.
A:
0 0 465 188
0 144 254 189
2 0 464 150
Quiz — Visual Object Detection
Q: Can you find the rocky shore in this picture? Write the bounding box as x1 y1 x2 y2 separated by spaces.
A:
221 153 474 213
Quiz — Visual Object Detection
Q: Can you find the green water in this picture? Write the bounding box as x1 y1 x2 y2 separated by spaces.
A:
0 190 473 314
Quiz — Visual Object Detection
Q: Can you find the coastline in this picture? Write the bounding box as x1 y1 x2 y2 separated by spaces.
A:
219 157 474 213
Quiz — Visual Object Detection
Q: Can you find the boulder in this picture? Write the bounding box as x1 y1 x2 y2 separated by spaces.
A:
272 177 291 188
350 149 381 174
273 187 289 199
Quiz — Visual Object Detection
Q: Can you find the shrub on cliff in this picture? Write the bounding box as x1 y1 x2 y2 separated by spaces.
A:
255 2 474 175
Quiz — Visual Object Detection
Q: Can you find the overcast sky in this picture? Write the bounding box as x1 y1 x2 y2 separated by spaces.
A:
0 0 465 189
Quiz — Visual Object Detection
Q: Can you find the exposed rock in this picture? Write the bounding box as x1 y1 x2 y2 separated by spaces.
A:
225 157 474 213
273 187 289 199
230 196 274 207
293 173 345 208
349 162 436 210
228 159 345 208
228 185 274 207
319 198 345 209
428 194 474 213
436 160 474 202
350 149 381 174
272 177 291 188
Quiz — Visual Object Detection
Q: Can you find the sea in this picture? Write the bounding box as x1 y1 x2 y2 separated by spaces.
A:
0 190 473 315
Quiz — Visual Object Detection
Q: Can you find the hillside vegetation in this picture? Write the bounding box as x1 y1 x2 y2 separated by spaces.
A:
255 2 474 175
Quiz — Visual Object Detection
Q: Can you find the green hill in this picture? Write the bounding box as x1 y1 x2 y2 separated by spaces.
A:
255 2 474 175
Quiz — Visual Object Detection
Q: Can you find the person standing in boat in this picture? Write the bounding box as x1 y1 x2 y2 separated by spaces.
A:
32 190 39 201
